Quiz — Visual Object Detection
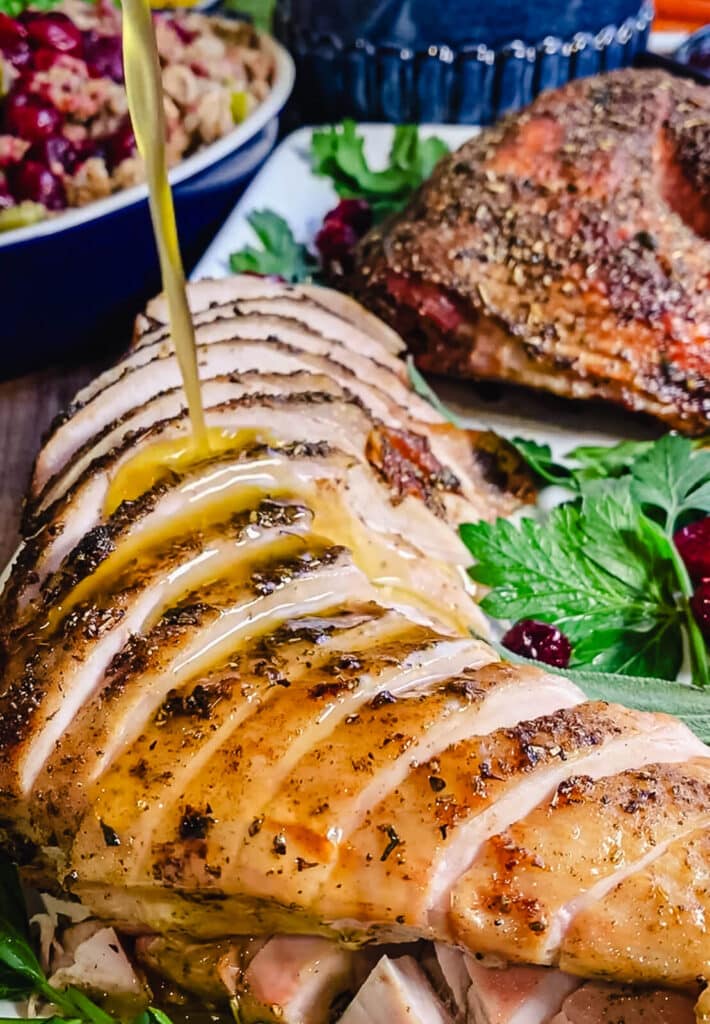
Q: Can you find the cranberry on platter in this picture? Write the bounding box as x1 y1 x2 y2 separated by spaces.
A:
9 158 65 209
323 197 373 235
74 135 108 165
3 89 62 142
315 218 359 268
691 580 710 640
674 517 710 583
24 12 83 55
0 12 26 45
502 618 572 668
82 30 123 82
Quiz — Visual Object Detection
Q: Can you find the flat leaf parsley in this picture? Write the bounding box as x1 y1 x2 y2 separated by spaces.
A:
461 436 710 689
311 120 449 220
228 209 318 283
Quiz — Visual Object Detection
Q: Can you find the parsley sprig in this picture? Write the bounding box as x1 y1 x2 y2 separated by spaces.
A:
0 0 58 16
0 858 173 1024
228 210 317 283
462 435 710 689
228 122 450 281
311 120 449 221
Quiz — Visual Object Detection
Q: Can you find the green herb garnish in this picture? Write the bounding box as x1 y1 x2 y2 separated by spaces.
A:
310 120 449 220
0 0 58 17
510 437 657 490
0 857 173 1024
228 209 318 283
489 644 710 743
461 436 710 688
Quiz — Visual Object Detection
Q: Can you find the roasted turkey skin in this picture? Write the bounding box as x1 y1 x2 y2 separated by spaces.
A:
345 69 710 434
0 278 707 1013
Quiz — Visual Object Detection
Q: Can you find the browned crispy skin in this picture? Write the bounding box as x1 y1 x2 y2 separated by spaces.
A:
346 70 710 434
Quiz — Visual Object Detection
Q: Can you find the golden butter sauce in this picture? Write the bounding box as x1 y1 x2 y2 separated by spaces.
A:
121 0 208 451
104 428 268 515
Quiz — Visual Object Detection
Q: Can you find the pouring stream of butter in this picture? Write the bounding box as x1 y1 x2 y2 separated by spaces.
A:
121 0 208 451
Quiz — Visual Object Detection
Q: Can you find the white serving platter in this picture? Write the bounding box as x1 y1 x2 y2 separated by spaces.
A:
192 123 660 458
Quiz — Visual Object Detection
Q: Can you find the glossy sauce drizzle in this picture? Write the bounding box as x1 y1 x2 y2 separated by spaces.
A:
121 0 208 451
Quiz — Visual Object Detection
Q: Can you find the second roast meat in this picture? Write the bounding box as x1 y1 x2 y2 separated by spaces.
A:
346 69 710 434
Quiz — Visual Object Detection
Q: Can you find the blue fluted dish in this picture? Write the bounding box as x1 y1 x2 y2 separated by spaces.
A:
0 37 293 377
274 0 652 125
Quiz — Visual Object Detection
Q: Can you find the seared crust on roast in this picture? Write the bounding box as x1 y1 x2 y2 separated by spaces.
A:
346 69 710 433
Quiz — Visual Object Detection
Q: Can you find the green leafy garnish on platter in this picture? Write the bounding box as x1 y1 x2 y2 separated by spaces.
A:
228 122 449 280
404 361 710 699
491 645 710 743
0 858 173 1024
228 209 318 283
311 120 449 220
462 436 710 689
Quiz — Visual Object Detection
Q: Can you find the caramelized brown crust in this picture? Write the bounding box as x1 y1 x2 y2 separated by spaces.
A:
347 70 710 433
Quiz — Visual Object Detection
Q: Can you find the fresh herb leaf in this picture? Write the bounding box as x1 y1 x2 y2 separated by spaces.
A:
511 437 654 491
461 481 684 679
311 120 449 220
0 857 29 939
0 861 179 1024
0 0 59 16
406 357 463 427
489 643 710 742
228 210 318 283
630 434 710 533
510 439 572 488
567 439 653 482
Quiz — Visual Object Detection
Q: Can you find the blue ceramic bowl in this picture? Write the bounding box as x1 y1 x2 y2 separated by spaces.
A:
0 36 293 377
275 0 652 124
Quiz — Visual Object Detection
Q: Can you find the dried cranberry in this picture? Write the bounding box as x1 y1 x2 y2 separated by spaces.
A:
169 17 197 44
74 135 107 166
691 580 710 640
105 115 136 168
674 518 710 584
25 12 83 55
3 90 62 142
32 45 66 70
9 158 65 209
28 134 76 172
502 619 572 668
0 179 13 209
82 30 123 82
324 198 372 236
1 36 31 69
0 12 26 45
315 218 359 268
0 15 31 68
